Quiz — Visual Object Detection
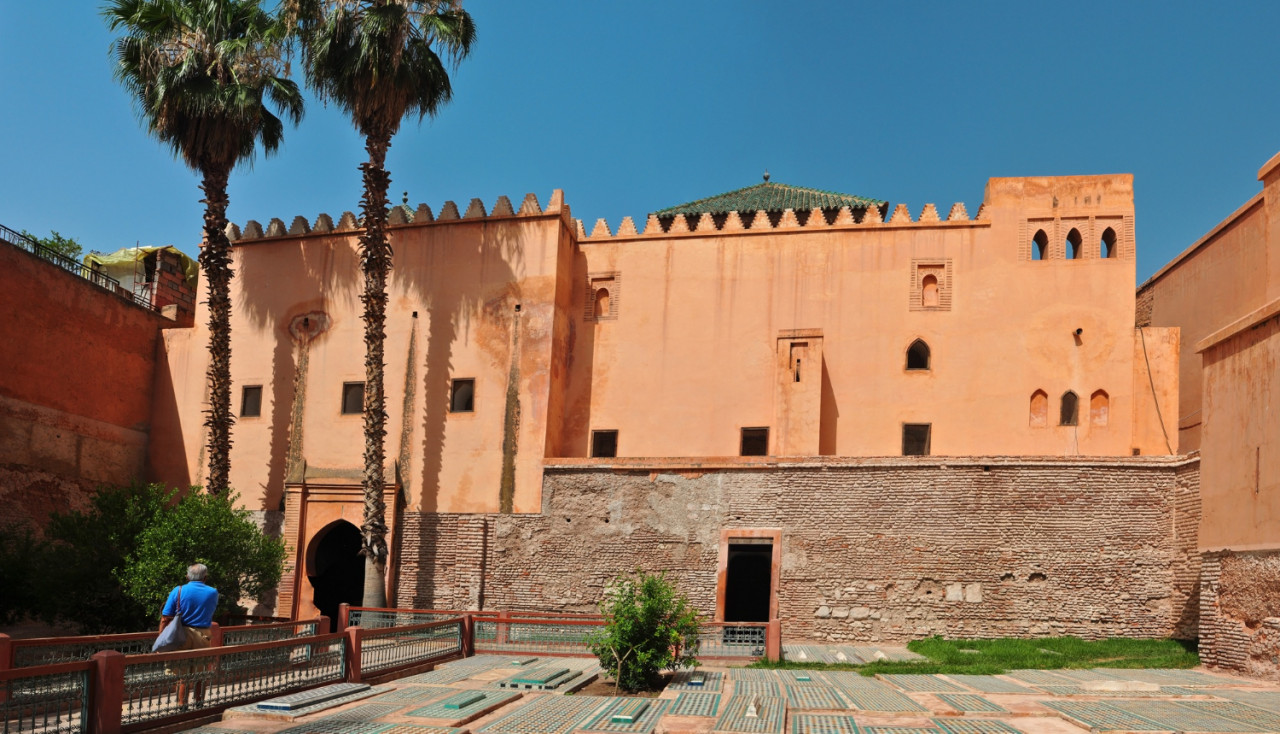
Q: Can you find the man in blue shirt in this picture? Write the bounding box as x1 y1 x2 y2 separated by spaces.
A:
159 563 219 706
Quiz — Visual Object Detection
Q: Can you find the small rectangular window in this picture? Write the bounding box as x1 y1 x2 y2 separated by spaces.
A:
740 427 769 457
240 385 262 418
341 382 364 415
902 423 931 456
450 378 475 413
591 430 618 458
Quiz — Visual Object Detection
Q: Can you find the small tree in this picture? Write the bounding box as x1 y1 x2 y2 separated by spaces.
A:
589 570 700 693
21 230 84 260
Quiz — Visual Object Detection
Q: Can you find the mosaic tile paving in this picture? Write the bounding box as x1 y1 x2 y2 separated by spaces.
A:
320 704 408 722
672 693 721 717
476 694 607 734
668 670 724 692
1006 670 1073 686
1034 685 1199 697
931 719 1024 734
579 698 670 733
934 694 1006 713
733 680 782 696
1039 700 1167 731
728 669 780 681
494 664 584 690
785 670 826 685
260 684 374 710
820 672 892 691
1051 669 1122 682
1216 690 1280 712
373 687 454 703
862 728 940 734
239 687 392 719
943 676 1036 695
181 728 254 734
713 694 785 734
276 722 390 734
404 691 521 721
1124 669 1238 687
377 727 464 734
1111 699 1265 732
880 675 967 693
784 685 850 710
790 714 860 734
840 687 926 713
1180 701 1280 730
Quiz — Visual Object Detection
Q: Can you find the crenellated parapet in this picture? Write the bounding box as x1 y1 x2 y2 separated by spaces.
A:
230 191 565 242
576 201 983 242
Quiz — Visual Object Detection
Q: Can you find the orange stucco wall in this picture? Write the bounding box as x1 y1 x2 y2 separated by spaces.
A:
562 175 1175 458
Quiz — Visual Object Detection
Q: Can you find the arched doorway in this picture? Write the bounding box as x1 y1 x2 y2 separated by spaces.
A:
307 520 365 632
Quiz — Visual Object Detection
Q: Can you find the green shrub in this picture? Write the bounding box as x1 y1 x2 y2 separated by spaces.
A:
0 523 41 625
588 570 700 692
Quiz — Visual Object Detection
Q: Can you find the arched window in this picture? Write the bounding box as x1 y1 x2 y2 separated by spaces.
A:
906 339 931 370
1090 390 1110 426
1060 391 1079 426
922 274 939 307
1066 228 1082 259
1032 230 1048 260
593 287 611 319
1029 390 1048 428
1101 227 1117 259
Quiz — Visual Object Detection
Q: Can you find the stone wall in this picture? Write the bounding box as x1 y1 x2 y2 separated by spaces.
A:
393 456 1201 642
1199 549 1280 679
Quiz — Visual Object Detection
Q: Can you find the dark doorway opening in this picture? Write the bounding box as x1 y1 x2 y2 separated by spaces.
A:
724 542 773 622
308 521 365 632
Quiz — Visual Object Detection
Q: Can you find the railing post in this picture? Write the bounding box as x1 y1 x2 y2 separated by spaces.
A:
208 622 223 648
495 610 509 645
338 603 351 632
462 614 474 657
765 620 782 661
90 650 125 734
317 615 331 636
344 627 362 683
0 632 11 673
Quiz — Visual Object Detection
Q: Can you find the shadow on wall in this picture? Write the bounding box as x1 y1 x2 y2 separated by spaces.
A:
559 248 597 457
819 357 839 455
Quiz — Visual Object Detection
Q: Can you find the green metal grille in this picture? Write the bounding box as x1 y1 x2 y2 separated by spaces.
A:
472 620 599 655
349 610 458 628
224 621 320 647
1 665 89 734
697 626 766 658
360 621 463 674
121 636 346 727
13 635 157 667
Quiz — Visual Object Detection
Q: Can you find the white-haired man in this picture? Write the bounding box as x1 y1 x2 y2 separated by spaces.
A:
159 563 219 706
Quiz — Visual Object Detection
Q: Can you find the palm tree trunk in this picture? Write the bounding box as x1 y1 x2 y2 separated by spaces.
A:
358 131 393 608
200 166 235 495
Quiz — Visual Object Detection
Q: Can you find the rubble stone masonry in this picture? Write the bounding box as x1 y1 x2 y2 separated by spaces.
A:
1199 549 1280 679
394 456 1201 642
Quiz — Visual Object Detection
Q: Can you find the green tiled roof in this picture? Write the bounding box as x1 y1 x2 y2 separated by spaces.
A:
653 182 885 217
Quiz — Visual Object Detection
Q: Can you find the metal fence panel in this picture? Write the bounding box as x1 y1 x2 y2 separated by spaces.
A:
360 621 463 674
0 663 90 734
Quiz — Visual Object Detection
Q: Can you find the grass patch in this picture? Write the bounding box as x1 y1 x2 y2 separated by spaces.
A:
749 637 1198 675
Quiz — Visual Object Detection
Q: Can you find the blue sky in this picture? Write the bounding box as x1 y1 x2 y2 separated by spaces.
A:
2 1 1278 282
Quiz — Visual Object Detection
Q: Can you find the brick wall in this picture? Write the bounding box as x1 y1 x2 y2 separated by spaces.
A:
1199 549 1280 678
1136 283 1154 327
394 456 1201 642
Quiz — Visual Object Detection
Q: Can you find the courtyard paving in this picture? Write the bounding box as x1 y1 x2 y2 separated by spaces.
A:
205 654 1280 734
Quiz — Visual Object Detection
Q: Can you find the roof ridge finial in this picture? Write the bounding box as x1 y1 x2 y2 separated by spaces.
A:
402 191 409 206
763 169 770 183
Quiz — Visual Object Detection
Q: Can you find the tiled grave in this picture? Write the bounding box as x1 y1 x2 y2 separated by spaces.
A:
785 670 825 685
475 694 607 734
230 689 393 721
713 694 785 734
319 704 407 722
933 694 1006 713
880 675 967 693
1217 690 1280 712
373 687 454 703
733 680 782 697
579 698 670 733
495 664 582 690
404 690 521 723
276 722 391 734
931 720 1024 734
1050 669 1122 683
861 728 941 734
1034 685 1199 697
840 688 926 713
376 727 464 734
1117 669 1236 687
728 669 781 681
1039 700 1167 731
669 670 724 692
943 676 1036 695
784 685 849 710
180 729 254 734
1181 701 1280 730
672 693 721 717
1111 699 1265 732
789 714 860 734
259 684 374 711
820 672 891 692
1006 670 1073 686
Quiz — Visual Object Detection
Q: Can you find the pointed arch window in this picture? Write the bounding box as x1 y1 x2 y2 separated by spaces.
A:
1090 390 1110 426
1101 227 1117 259
1029 390 1048 428
1066 228 1083 259
1032 229 1049 260
1060 390 1079 426
906 339 931 371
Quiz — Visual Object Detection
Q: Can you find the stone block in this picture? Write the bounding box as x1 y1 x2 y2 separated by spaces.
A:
965 583 983 603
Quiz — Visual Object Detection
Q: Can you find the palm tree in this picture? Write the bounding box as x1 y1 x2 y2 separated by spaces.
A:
292 0 475 607
104 0 304 495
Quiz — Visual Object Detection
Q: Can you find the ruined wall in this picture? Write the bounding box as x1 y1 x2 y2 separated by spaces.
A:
1199 550 1280 679
0 242 172 528
394 456 1200 642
